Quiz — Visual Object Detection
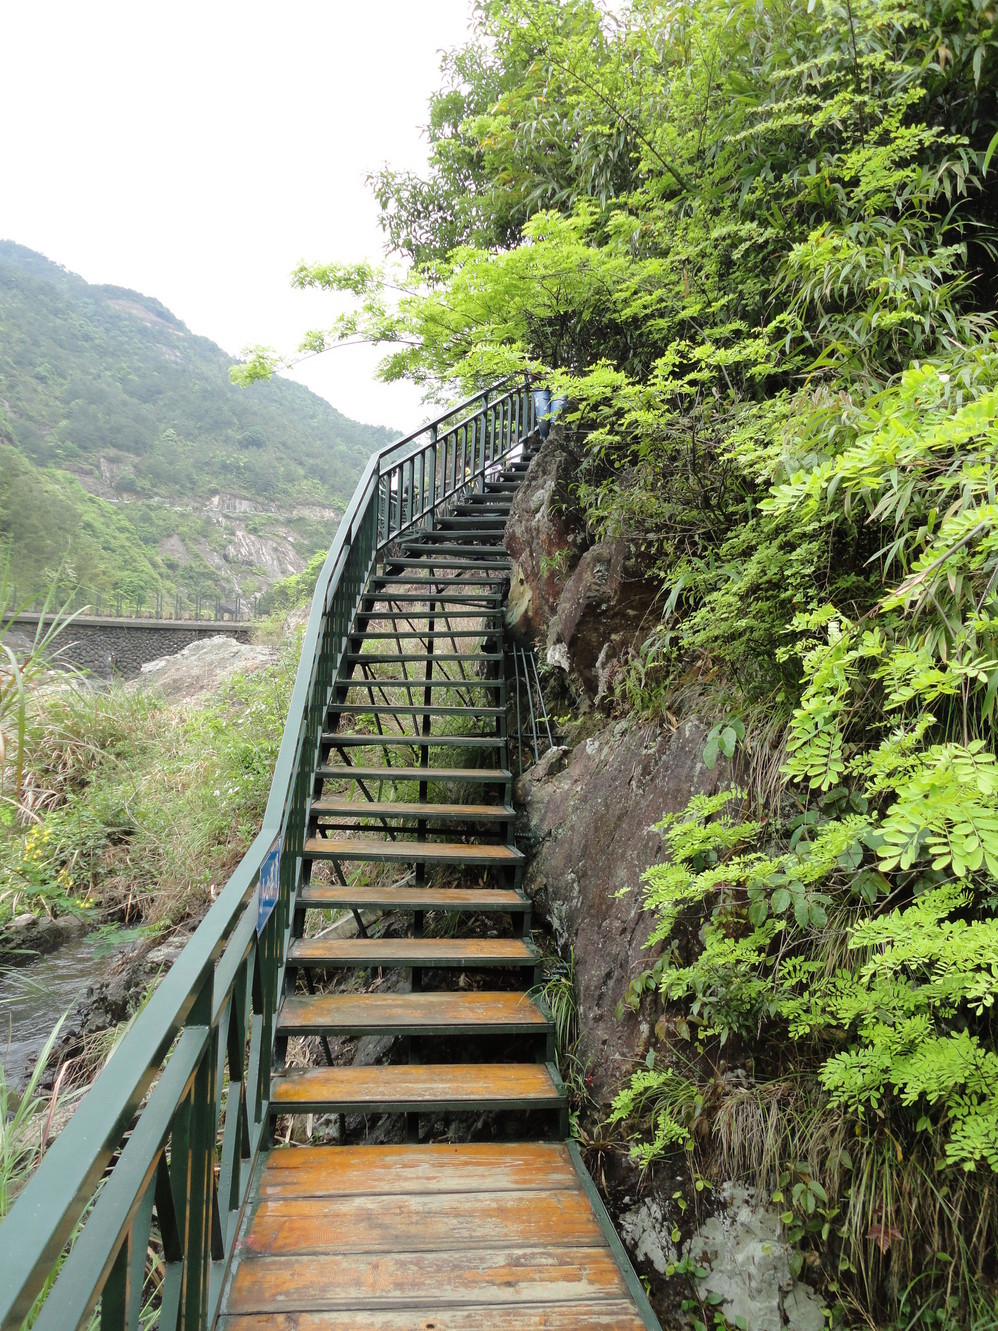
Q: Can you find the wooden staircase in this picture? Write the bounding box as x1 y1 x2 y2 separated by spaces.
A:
269 445 570 1140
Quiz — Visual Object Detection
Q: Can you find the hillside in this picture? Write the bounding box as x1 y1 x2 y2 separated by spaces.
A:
0 242 395 607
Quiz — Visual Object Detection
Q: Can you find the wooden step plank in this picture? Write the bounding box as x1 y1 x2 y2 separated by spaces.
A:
223 1245 627 1315
256 1143 579 1198
310 799 513 821
324 734 503 748
317 765 511 783
337 677 503 691
218 1300 648 1330
277 990 549 1037
303 837 522 864
399 544 509 558
270 1062 563 1114
384 558 510 570
288 937 538 969
345 652 505 664
240 1188 603 1256
297 885 526 912
329 703 504 718
360 631 499 641
362 610 504 620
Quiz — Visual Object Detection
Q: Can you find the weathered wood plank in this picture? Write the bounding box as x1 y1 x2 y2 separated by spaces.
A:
218 1302 648 1330
310 799 513 821
241 1188 604 1254
224 1246 631 1313
296 885 526 913
256 1144 578 1198
278 990 549 1036
271 1062 561 1113
303 837 522 864
288 936 537 968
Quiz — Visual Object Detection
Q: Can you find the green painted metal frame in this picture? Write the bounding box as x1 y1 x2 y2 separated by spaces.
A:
0 379 535 1331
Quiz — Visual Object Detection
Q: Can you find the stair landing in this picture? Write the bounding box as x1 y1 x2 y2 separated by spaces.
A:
219 1141 657 1330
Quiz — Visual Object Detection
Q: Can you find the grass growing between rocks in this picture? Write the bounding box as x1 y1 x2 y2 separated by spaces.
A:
0 635 299 935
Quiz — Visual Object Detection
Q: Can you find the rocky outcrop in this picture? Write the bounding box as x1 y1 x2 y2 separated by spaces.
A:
138 636 278 701
503 427 587 642
515 716 719 1102
504 428 657 700
548 538 659 699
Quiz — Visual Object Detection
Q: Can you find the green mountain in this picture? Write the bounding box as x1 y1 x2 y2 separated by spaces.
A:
0 241 394 609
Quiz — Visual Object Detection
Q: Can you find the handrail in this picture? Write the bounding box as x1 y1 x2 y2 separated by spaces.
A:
0 377 535 1331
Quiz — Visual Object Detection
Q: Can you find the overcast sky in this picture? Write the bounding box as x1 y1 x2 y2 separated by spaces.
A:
1 0 476 433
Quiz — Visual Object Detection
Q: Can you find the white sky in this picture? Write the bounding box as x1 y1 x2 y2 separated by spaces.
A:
0 0 477 433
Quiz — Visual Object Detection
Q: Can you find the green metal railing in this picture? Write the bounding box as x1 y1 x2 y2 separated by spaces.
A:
0 379 534 1331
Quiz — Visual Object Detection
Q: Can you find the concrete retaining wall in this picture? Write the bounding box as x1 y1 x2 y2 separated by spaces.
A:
2 614 254 679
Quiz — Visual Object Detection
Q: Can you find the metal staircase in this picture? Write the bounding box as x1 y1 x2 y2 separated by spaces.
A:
269 444 569 1138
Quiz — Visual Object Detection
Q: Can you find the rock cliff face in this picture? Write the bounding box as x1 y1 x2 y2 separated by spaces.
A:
504 428 658 701
515 718 717 1102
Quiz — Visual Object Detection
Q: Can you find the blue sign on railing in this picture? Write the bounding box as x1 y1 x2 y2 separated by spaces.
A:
257 836 282 933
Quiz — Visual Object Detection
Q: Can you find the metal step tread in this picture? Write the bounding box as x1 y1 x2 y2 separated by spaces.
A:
288 935 539 968
277 989 551 1036
303 836 523 864
270 1061 564 1113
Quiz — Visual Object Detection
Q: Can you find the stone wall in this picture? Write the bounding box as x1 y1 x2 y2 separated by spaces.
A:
2 614 253 679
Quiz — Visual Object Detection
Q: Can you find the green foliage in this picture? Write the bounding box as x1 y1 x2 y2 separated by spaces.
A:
0 638 298 931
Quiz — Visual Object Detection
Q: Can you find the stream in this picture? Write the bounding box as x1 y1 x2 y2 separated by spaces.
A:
0 935 102 1091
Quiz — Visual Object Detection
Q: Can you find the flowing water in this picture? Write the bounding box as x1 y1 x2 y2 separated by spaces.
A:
0 935 101 1090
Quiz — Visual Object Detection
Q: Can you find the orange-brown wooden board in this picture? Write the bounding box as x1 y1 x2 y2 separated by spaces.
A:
217 1298 648 1329
224 1245 631 1314
289 937 536 966
310 800 512 820
271 1062 560 1111
296 886 525 912
304 837 522 863
241 1187 604 1255
256 1143 578 1199
277 990 548 1034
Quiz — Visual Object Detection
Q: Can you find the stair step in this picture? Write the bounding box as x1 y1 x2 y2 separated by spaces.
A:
372 576 505 588
270 1062 563 1114
384 558 510 571
337 677 502 691
400 543 507 558
311 798 514 822
346 652 504 664
317 765 512 784
297 884 526 912
288 936 539 969
359 631 498 641
277 990 550 1036
329 703 504 718
303 836 523 865
365 593 502 604
362 610 504 621
323 735 503 749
